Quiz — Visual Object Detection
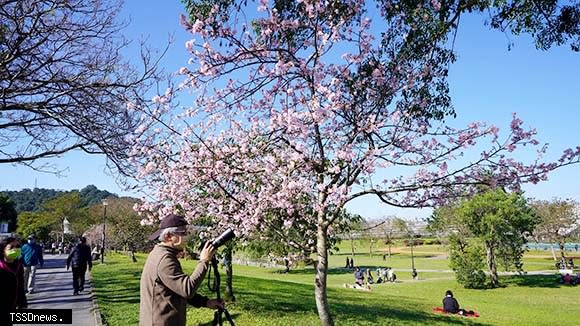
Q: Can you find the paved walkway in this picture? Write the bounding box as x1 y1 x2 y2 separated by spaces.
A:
21 254 98 326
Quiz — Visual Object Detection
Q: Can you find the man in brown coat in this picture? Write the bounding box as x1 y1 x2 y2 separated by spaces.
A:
139 214 223 326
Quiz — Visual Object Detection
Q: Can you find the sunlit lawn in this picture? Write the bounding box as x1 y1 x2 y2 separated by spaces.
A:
92 242 579 325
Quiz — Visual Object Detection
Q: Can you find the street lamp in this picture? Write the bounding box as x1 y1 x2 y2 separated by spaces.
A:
409 231 417 280
410 235 416 267
101 199 108 264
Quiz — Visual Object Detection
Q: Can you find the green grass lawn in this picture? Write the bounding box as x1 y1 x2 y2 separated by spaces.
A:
326 242 561 272
92 249 580 326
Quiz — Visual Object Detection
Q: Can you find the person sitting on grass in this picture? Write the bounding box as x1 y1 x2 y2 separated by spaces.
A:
386 267 393 282
562 273 572 285
342 267 371 291
354 266 365 287
376 268 385 284
443 290 460 314
366 268 374 284
443 290 474 316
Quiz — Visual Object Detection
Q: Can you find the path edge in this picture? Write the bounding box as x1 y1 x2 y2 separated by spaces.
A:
88 271 104 326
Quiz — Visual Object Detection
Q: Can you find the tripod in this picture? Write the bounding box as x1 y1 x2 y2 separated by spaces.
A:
208 257 235 326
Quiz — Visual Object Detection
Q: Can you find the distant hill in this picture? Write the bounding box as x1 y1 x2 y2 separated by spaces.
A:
1 185 119 212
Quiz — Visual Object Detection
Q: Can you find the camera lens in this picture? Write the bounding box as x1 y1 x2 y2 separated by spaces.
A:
211 229 235 248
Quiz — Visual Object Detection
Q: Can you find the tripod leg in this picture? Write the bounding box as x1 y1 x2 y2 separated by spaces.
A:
212 310 220 326
223 308 235 326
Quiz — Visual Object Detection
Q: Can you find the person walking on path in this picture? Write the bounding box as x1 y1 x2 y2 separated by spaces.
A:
139 214 224 326
66 236 93 295
25 253 96 326
21 235 43 294
1 237 28 325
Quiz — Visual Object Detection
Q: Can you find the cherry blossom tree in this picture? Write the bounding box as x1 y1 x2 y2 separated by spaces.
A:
132 1 580 324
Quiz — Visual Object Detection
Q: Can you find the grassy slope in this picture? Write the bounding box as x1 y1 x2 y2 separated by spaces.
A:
92 243 579 326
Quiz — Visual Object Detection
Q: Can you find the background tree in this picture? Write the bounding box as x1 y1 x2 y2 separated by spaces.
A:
393 217 420 273
0 0 165 174
359 217 387 258
16 211 54 242
483 0 580 51
1 188 65 212
41 192 87 241
0 194 17 232
134 1 580 324
2 186 119 213
345 217 364 262
373 216 396 259
531 198 580 259
103 197 154 262
79 185 118 207
458 189 538 287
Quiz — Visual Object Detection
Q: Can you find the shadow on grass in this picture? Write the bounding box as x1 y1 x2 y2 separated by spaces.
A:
284 265 404 276
196 313 242 326
93 259 487 325
332 252 402 257
233 275 489 325
501 274 565 288
92 268 142 304
284 267 351 276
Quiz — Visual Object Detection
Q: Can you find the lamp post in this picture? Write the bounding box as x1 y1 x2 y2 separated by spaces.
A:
409 230 417 279
101 199 108 264
410 233 416 268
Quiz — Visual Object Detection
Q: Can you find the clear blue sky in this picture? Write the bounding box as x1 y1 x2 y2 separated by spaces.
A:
1 1 579 220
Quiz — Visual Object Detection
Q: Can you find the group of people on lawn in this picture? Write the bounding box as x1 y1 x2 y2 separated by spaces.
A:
344 265 398 290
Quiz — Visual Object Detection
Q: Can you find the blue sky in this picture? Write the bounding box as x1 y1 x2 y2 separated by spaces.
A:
1 1 579 220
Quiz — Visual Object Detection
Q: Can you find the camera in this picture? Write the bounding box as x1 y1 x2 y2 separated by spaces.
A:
211 229 235 248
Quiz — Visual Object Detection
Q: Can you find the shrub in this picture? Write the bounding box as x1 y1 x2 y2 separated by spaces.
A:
424 239 442 245
449 235 487 289
403 239 424 246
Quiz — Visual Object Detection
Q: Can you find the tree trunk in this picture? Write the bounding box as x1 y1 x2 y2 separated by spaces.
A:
130 245 137 263
549 243 558 261
223 247 235 302
559 240 566 259
315 223 333 326
349 233 355 260
485 241 498 287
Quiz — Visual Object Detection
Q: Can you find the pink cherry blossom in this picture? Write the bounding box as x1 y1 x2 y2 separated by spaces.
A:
131 2 580 324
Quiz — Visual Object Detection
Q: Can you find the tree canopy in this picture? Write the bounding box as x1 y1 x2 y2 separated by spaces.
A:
457 189 538 287
133 1 580 324
0 0 165 174
0 194 17 232
1 185 118 212
531 198 580 258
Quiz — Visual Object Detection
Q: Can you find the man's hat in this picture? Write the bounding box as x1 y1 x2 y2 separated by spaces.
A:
28 234 35 239
148 214 188 241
